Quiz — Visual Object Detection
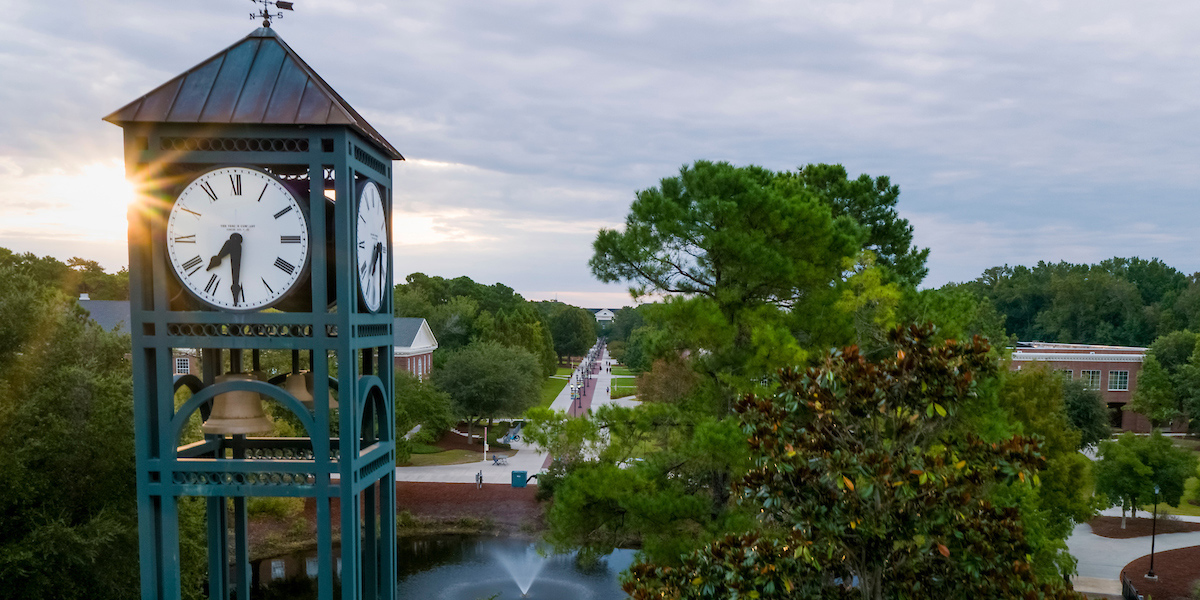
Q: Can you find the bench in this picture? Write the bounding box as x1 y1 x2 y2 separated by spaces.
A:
492 454 508 466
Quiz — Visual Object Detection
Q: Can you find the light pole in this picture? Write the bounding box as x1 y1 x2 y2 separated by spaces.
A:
1147 484 1160 580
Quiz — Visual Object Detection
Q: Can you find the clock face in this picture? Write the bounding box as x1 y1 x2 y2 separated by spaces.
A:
355 181 388 312
166 166 310 311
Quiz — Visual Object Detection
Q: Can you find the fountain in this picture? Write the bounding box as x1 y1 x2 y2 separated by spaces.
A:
493 545 547 596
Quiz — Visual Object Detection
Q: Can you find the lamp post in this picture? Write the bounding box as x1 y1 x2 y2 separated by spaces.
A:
1147 484 1160 580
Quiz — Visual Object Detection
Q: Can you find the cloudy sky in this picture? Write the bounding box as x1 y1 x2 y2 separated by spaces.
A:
2 0 1199 307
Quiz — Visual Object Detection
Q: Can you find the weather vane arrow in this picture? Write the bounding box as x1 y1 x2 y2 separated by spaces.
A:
250 0 294 28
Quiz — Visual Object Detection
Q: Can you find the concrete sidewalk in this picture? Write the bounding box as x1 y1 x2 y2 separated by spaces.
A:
1068 518 1200 596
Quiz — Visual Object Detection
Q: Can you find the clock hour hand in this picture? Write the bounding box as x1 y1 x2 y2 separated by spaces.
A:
207 233 244 306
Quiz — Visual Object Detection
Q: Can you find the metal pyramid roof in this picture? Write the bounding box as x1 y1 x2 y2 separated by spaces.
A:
104 27 402 160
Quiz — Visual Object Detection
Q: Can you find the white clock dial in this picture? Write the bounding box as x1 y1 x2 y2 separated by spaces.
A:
355 181 388 313
166 166 310 311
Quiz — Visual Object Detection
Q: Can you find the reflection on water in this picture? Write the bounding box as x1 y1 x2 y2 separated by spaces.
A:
397 536 635 600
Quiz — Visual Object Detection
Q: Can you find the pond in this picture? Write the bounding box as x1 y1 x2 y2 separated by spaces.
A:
398 535 636 600
256 536 636 599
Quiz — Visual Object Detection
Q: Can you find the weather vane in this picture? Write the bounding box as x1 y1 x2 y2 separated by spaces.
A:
250 0 294 28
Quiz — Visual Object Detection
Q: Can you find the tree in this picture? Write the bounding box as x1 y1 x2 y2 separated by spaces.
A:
1094 431 1196 528
1061 379 1111 449
1127 355 1179 427
0 267 202 598
394 370 456 443
591 160 860 382
783 163 929 286
431 341 541 442
625 325 1082 600
548 304 596 364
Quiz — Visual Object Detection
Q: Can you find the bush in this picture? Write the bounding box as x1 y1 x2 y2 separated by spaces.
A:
246 496 305 520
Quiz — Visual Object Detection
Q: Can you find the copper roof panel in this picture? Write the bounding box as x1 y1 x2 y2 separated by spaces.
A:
199 39 260 122
131 77 182 123
295 79 333 124
105 28 402 160
262 58 308 123
166 56 224 122
232 41 287 123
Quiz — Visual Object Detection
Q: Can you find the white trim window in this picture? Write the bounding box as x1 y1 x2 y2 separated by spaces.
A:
1081 370 1101 390
175 357 190 374
1057 369 1073 381
1109 370 1129 391
271 559 285 580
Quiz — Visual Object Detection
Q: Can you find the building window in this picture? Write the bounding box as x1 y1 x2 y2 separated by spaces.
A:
271 559 285 581
1057 369 1073 381
175 357 190 374
1109 370 1129 391
1081 370 1101 390
306 557 319 578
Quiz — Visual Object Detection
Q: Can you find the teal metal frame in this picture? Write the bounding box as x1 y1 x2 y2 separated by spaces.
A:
121 122 397 600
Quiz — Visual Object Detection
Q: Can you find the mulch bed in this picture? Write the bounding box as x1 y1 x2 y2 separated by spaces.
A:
438 425 512 452
397 481 543 531
1088 515 1200 539
1121 546 1200 600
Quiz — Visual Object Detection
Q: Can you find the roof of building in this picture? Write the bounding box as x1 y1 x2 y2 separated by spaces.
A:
78 300 131 335
103 27 402 160
393 317 425 347
1012 341 1147 353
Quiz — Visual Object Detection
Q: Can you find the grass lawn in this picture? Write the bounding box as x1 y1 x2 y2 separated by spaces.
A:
404 448 519 467
1142 500 1200 518
612 384 638 399
612 366 634 377
537 373 570 409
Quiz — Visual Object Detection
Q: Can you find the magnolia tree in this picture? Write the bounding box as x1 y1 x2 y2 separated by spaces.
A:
625 325 1084 600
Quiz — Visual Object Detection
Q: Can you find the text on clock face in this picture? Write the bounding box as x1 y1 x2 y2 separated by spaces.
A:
166 167 310 311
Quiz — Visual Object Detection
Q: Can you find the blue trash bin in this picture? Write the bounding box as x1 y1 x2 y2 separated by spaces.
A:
511 470 527 488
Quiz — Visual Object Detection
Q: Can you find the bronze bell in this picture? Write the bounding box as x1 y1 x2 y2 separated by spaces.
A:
202 373 274 435
284 371 315 407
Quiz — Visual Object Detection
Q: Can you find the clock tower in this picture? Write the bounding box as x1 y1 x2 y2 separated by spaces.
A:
105 25 401 600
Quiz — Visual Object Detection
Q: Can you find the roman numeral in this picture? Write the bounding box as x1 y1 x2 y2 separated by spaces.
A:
358 241 365 248
204 274 220 294
179 206 201 218
257 183 268 202
261 277 274 294
200 181 218 201
360 262 369 277
359 214 366 223
174 235 196 243
230 174 242 195
274 257 295 275
281 235 302 244
274 206 293 219
181 256 203 275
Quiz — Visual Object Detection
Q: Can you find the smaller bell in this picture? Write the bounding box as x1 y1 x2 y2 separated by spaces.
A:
284 371 315 408
284 371 339 410
202 373 274 435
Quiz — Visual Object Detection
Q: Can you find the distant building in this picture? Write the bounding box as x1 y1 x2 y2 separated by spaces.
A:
77 296 199 373
393 318 438 380
1009 341 1166 432
589 308 616 324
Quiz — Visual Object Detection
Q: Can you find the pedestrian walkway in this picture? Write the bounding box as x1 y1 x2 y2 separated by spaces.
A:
1068 511 1200 596
393 436 547 485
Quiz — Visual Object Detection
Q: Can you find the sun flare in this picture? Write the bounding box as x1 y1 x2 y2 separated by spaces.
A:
0 159 133 243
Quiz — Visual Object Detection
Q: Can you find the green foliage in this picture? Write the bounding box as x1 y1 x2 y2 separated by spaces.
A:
525 401 752 564
625 325 1083 600
432 341 541 422
548 304 597 362
394 370 456 440
1128 355 1180 427
968 258 1193 346
0 265 202 599
0 248 129 301
246 496 305 519
1095 431 1197 522
591 160 861 382
782 163 930 287
1061 379 1111 449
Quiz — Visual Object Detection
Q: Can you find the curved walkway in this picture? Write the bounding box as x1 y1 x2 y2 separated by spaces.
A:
1069 508 1200 596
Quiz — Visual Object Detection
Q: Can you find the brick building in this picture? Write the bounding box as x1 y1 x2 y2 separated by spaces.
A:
1009 341 1167 432
393 317 437 380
